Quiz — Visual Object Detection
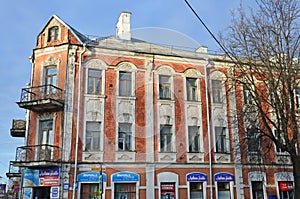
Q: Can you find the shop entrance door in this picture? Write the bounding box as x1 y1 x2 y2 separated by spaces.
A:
33 187 51 199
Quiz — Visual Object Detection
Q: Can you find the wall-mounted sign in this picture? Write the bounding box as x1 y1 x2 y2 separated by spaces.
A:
23 170 39 187
39 167 60 186
279 181 294 191
186 172 207 182
78 172 107 182
51 187 59 198
214 172 234 182
112 171 139 182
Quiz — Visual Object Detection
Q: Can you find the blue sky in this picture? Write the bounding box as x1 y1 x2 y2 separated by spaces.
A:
0 0 253 182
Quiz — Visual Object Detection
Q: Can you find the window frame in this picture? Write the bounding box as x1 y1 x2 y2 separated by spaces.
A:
160 125 173 152
87 69 102 95
119 71 132 97
247 127 261 154
118 123 132 151
188 126 201 152
85 122 101 152
215 126 228 153
48 26 59 42
211 79 223 103
186 77 198 101
159 75 172 100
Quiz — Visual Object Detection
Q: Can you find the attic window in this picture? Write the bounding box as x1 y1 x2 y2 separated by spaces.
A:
48 26 59 42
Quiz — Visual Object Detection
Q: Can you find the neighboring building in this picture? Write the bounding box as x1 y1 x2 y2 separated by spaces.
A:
7 12 294 199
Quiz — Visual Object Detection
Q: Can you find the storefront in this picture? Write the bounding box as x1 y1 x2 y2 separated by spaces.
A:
111 171 140 199
275 172 294 199
186 172 207 199
22 167 60 199
157 172 178 199
214 172 234 199
78 171 107 199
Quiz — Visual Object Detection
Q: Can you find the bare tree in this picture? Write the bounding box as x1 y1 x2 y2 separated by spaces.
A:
222 0 300 197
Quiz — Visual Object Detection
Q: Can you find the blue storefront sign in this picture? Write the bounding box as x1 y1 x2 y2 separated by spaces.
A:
112 171 139 182
186 172 207 182
214 172 234 182
78 172 107 182
23 170 39 187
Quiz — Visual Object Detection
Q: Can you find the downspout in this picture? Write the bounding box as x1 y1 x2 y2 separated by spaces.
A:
205 59 213 199
72 43 86 199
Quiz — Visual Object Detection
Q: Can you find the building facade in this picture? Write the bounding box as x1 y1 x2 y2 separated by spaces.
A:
7 12 294 199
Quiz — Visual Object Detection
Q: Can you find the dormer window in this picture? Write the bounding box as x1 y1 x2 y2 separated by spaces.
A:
48 26 59 42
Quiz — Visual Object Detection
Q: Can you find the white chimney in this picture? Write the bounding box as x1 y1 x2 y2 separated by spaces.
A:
116 11 131 40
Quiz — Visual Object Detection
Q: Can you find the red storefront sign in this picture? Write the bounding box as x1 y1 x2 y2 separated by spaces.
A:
279 181 294 191
161 183 175 191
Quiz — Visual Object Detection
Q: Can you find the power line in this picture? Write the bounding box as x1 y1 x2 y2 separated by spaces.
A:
184 0 235 63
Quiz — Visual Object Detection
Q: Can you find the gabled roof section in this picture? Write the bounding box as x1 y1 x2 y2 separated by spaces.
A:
39 14 90 45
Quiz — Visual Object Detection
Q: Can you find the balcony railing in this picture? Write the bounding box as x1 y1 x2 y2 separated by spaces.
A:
6 161 21 178
17 84 64 112
14 144 61 167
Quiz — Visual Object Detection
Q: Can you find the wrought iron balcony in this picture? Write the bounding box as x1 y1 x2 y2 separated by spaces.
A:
6 161 21 178
10 119 26 137
13 144 61 167
17 84 64 112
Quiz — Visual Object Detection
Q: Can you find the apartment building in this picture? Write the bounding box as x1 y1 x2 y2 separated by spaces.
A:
7 12 294 199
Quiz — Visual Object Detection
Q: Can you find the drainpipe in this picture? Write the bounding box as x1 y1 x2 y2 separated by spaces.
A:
72 43 86 199
205 59 213 199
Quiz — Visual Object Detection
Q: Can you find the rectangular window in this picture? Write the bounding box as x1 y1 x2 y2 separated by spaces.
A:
159 75 171 99
48 26 59 42
215 127 227 153
114 183 136 199
275 130 286 153
243 85 254 105
186 78 197 101
247 127 261 153
119 72 132 96
118 123 132 151
38 120 54 161
217 182 231 199
190 182 203 199
251 181 264 199
188 126 200 152
85 122 100 151
211 80 222 103
80 183 99 199
160 125 172 152
45 66 57 96
88 69 102 94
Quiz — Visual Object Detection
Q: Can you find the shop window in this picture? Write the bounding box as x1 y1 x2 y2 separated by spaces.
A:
87 69 102 94
279 181 294 199
186 77 197 101
211 80 223 103
251 181 264 199
188 126 200 152
48 26 59 42
159 75 171 99
114 183 136 199
161 182 175 199
217 182 231 199
190 182 203 199
85 122 101 151
160 125 173 152
80 183 100 199
118 123 132 151
119 71 132 96
215 127 228 153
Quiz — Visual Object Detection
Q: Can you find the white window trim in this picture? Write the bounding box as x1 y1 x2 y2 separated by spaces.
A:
157 172 178 199
116 62 137 97
248 171 267 199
